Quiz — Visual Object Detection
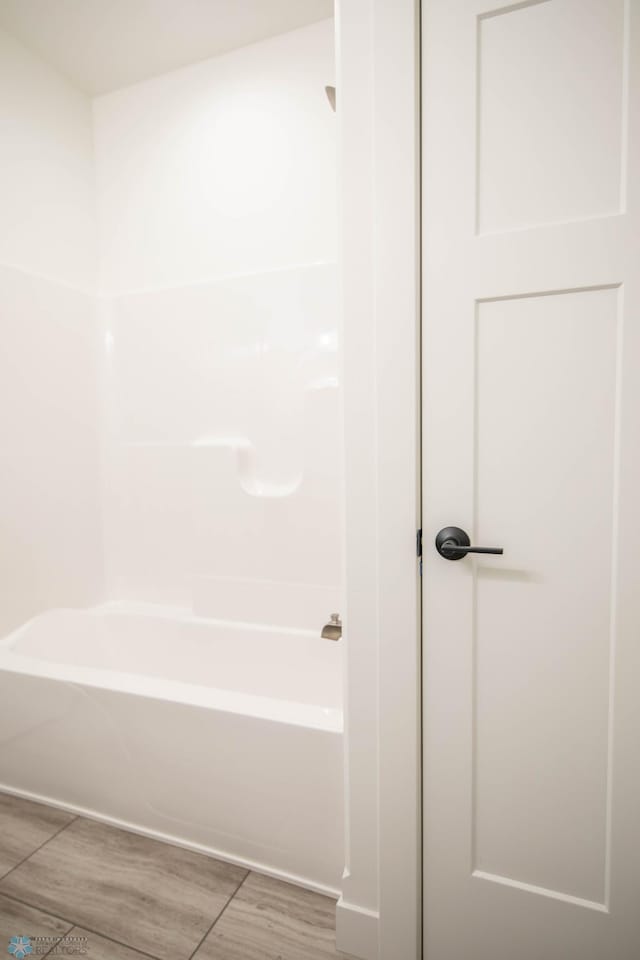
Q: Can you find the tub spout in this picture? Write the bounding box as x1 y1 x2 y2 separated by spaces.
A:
321 613 342 641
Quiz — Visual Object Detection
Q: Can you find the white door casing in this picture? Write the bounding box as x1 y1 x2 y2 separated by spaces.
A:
337 1 422 958
422 1 640 958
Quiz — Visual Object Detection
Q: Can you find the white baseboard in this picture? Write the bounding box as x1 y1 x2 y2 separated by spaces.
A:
336 896 380 959
0 782 341 900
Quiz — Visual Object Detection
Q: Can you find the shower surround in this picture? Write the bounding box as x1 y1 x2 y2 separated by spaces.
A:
0 17 342 891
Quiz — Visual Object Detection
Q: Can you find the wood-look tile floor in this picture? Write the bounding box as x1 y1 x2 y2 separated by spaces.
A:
0 793 351 960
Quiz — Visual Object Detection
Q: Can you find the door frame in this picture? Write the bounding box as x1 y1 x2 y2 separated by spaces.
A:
337 1 422 958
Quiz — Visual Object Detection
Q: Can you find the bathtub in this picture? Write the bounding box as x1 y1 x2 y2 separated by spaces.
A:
0 604 343 893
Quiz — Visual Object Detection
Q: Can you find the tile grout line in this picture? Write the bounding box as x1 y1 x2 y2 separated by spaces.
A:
186 871 251 960
0 889 76 957
0 803 257 960
40 921 75 959
54 923 164 960
0 815 79 885
0 890 164 960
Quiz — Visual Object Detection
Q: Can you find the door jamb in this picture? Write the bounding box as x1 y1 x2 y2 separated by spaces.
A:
337 1 422 957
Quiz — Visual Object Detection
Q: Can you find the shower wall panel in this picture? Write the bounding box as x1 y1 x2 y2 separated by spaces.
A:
0 268 103 637
100 263 339 625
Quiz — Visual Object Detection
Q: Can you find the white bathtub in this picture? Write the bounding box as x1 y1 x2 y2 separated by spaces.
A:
0 604 344 893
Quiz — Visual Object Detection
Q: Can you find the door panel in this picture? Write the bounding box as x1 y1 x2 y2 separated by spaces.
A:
474 286 618 907
476 0 626 233
422 1 639 957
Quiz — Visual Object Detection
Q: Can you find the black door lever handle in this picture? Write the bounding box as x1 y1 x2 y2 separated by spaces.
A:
435 526 503 561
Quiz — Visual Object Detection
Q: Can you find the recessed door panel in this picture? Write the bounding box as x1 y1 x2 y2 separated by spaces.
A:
474 286 619 906
477 0 626 233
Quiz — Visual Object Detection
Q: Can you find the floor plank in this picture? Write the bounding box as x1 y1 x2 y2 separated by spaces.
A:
0 892 72 952
0 793 74 879
193 872 350 960
0 818 247 960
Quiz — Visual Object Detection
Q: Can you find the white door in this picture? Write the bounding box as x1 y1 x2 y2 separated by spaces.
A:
422 1 640 957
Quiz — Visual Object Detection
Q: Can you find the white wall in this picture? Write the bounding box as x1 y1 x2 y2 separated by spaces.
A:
0 27 96 290
93 19 337 293
92 20 341 629
0 26 104 637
